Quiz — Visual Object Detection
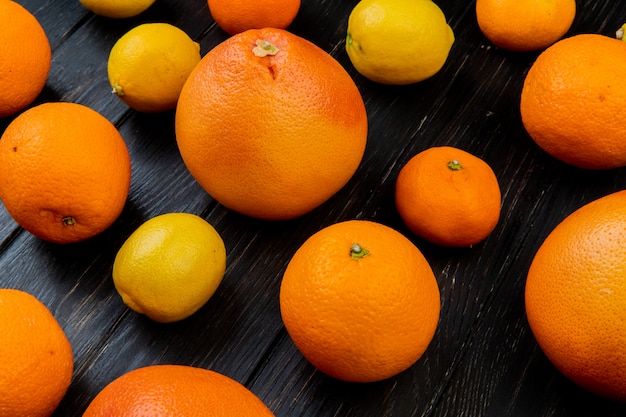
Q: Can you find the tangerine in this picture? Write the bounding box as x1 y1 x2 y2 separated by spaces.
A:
175 28 368 220
0 102 131 244
520 34 626 169
0 288 73 417
395 146 501 247
526 190 626 401
476 0 576 51
279 220 440 382
0 0 51 118
207 0 301 35
82 364 275 416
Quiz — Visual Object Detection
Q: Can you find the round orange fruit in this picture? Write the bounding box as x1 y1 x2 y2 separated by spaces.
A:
0 102 132 243
279 220 440 382
525 190 626 401
207 0 301 35
175 28 368 220
476 0 575 52
395 146 501 247
0 0 51 118
82 364 275 416
0 288 73 417
520 34 626 169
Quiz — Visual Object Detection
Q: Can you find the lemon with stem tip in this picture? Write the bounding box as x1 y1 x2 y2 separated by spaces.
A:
112 213 226 323
108 23 201 113
346 0 454 85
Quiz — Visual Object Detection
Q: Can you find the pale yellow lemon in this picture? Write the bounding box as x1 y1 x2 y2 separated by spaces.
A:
108 23 201 113
79 0 156 18
112 213 226 323
346 0 454 85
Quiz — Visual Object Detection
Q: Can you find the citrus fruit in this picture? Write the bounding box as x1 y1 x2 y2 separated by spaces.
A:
345 0 454 85
279 220 440 382
108 23 201 113
0 288 73 417
82 364 275 416
112 213 226 323
0 0 51 118
79 0 155 18
207 0 301 35
520 33 626 170
0 102 131 244
395 146 501 247
525 190 626 401
476 0 576 52
175 28 368 221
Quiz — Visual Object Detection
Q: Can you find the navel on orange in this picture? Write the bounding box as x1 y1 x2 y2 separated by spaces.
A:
0 0 51 118
0 288 73 417
83 364 275 416
280 220 440 382
520 34 626 169
395 146 501 247
526 190 626 401
0 102 132 243
175 28 368 220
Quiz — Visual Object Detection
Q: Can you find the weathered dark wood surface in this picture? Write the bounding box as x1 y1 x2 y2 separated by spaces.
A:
3 1 626 416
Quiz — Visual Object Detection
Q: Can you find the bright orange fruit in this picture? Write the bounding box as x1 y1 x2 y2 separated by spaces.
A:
175 28 367 220
0 102 131 243
0 0 51 118
476 0 575 51
520 34 626 169
82 364 276 416
0 288 73 417
526 190 626 401
395 146 501 247
280 220 440 382
207 0 301 35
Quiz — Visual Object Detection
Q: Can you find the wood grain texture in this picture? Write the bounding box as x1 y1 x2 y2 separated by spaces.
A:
2 0 626 416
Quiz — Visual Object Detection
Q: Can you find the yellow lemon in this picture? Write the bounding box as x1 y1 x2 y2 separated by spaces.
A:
108 23 201 113
346 0 454 85
79 0 156 19
112 213 227 323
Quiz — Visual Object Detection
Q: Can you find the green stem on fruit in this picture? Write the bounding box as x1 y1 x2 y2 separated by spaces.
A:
350 244 369 259
111 84 124 97
253 40 279 57
447 159 462 170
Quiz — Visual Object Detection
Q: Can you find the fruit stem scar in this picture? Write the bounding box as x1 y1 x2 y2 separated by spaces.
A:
350 243 369 259
111 84 124 97
63 216 76 226
253 40 279 57
447 159 462 170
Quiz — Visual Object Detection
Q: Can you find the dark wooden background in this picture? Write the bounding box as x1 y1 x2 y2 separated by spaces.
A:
3 1 626 416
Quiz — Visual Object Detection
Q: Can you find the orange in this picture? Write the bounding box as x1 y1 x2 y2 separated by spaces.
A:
0 288 73 417
0 0 51 118
175 28 368 221
395 146 501 247
0 102 131 244
475 0 575 52
279 220 440 382
520 34 626 170
82 364 276 416
207 0 301 35
525 190 626 401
